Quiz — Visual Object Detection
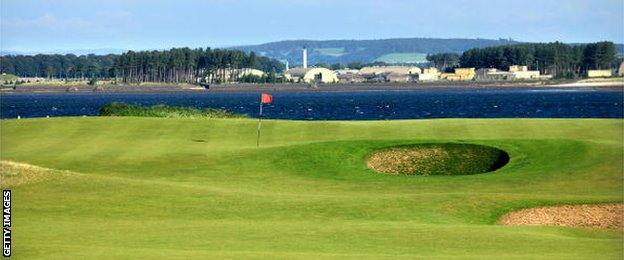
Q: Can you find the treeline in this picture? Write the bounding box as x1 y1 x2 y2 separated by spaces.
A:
238 72 289 83
114 48 284 84
459 41 618 77
0 48 285 83
426 53 460 71
0 54 116 78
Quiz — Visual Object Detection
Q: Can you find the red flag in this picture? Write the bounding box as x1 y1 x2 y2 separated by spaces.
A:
261 93 273 104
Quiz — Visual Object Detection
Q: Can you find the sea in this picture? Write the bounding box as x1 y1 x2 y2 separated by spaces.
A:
1 87 622 120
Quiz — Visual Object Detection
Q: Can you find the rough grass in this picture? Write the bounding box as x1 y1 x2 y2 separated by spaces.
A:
99 102 246 119
0 160 54 187
366 143 509 175
0 118 622 259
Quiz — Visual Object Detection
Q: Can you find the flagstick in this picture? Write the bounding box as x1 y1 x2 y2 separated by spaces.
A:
256 101 263 147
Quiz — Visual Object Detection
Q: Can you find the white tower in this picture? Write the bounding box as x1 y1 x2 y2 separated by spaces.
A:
302 47 308 69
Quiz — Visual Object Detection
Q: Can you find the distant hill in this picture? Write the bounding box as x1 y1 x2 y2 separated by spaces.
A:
233 38 624 65
232 38 521 65
0 48 125 56
3 38 622 65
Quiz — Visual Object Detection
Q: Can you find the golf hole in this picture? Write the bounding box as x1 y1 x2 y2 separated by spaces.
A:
366 143 509 176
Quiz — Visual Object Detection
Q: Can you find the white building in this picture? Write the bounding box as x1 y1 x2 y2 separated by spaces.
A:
587 70 612 78
476 68 512 81
358 66 421 77
283 47 338 83
476 65 541 81
202 68 266 83
385 72 411 82
416 67 441 81
334 69 360 75
508 65 540 80
284 67 338 83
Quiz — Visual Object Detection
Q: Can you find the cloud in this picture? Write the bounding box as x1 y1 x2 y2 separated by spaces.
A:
6 13 91 31
1 0 621 52
3 10 137 36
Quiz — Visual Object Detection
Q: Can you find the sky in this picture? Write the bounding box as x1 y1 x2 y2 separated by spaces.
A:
1 0 623 53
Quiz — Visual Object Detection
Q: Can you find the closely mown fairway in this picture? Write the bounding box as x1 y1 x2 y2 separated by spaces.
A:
1 118 623 259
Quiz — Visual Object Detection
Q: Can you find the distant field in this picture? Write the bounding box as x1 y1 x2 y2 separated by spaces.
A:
315 47 345 57
1 118 622 258
375 52 428 64
0 73 18 82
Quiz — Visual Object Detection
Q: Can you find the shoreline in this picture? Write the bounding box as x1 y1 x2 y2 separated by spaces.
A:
1 79 622 94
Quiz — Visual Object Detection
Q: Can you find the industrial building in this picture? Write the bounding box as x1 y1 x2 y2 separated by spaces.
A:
334 69 360 75
359 66 421 77
335 69 364 83
508 65 540 79
475 68 511 81
356 66 421 82
587 70 612 78
203 68 266 83
416 68 441 81
441 68 475 81
337 73 366 83
385 72 412 82
237 68 266 78
283 47 338 83
284 67 338 83
475 65 542 81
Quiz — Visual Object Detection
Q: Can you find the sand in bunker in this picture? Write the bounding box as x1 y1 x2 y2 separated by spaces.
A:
499 204 623 229
367 147 449 175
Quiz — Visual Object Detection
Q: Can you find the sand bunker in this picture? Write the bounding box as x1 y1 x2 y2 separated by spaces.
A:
0 160 54 187
499 204 623 229
366 143 509 176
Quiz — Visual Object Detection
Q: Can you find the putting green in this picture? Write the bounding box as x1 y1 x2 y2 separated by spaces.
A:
1 117 622 258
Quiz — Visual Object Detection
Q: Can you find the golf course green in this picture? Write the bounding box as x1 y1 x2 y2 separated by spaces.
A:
1 117 622 258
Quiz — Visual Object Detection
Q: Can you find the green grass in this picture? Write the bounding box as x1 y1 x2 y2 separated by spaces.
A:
375 52 428 64
0 73 18 83
99 102 246 119
0 118 622 258
315 48 346 57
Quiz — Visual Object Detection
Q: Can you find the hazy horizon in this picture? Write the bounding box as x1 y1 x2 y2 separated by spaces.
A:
2 0 623 53
4 37 624 55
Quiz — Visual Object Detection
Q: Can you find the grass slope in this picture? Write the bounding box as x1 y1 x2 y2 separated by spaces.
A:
374 52 428 64
1 118 623 258
315 48 346 57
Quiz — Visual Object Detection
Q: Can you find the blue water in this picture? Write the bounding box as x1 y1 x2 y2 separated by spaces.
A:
1 87 622 120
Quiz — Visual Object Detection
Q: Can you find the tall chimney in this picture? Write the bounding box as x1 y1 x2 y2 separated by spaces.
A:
302 47 307 69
